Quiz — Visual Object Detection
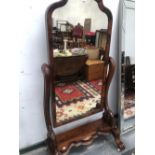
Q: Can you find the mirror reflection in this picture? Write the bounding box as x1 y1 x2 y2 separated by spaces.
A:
51 0 108 125
119 0 135 132
121 52 135 121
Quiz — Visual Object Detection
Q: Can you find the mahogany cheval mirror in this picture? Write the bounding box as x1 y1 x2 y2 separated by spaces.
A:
42 0 125 154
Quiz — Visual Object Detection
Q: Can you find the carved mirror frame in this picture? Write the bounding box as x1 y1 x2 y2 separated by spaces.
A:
45 0 113 127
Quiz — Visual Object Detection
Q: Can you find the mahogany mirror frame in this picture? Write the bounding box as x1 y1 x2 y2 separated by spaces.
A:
42 0 125 154
45 0 113 127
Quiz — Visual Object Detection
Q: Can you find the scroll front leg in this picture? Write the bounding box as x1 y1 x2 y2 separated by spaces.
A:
102 57 125 151
47 131 58 155
42 64 58 155
102 57 116 127
111 128 125 151
41 64 52 132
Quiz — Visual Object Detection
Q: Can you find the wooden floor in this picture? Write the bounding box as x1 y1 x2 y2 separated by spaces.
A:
21 130 135 155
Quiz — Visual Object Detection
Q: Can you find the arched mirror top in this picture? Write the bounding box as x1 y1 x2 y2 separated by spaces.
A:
46 0 113 20
46 0 113 65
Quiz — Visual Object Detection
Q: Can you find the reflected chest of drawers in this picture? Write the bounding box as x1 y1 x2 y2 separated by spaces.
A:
85 59 104 81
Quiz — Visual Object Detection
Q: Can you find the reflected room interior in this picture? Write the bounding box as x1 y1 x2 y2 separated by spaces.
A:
51 0 108 126
119 0 135 131
121 52 135 121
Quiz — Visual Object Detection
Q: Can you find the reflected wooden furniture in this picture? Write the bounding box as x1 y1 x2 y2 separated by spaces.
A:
72 23 83 40
68 23 85 48
56 20 73 32
96 29 108 49
125 64 135 93
54 55 88 82
85 32 96 45
53 31 73 49
42 0 125 154
85 59 104 81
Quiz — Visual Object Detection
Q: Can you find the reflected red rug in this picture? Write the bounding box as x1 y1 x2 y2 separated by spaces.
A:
55 79 102 107
55 79 103 123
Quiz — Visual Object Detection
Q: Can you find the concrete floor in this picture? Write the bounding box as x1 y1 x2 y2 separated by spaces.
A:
124 117 135 132
21 130 135 155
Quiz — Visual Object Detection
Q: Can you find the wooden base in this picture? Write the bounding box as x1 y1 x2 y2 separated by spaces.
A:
47 118 125 155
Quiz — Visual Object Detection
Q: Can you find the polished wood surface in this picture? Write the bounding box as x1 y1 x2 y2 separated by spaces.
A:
56 119 112 154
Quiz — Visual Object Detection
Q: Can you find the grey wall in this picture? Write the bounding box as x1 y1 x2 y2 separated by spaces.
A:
19 0 120 149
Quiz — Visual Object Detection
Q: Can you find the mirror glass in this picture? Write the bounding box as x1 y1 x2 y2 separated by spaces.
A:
120 0 135 131
51 0 108 125
121 53 135 122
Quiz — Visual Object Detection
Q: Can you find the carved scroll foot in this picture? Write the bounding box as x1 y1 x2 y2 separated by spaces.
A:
47 132 58 155
111 128 125 151
47 138 58 155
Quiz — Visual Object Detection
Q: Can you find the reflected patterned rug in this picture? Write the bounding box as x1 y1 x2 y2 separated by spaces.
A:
55 79 103 124
124 92 135 120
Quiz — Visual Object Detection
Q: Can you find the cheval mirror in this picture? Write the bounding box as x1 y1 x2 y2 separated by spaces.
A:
42 0 125 154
